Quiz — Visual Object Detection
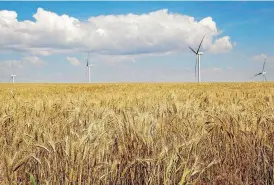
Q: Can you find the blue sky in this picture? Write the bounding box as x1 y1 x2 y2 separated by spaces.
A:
0 1 273 83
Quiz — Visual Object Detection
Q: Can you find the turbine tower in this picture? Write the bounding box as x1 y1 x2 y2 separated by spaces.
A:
189 34 206 83
253 58 267 82
86 52 92 83
11 74 16 84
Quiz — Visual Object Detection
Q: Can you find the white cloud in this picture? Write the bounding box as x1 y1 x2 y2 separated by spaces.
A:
0 56 44 70
0 59 24 69
23 56 44 65
0 8 233 58
209 36 233 54
252 53 274 63
87 54 136 64
66 56 81 66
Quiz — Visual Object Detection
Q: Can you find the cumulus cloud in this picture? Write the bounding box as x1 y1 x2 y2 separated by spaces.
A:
0 56 44 70
23 56 44 65
252 53 274 62
0 8 233 57
209 36 233 54
66 57 81 66
87 54 136 64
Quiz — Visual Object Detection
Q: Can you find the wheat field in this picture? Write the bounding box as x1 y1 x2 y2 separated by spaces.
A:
0 83 274 185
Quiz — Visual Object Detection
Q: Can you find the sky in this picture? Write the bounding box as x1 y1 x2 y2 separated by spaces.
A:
0 1 274 83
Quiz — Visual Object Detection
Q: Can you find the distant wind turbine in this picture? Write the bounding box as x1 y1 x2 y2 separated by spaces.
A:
11 74 16 84
253 58 267 82
86 52 92 83
189 34 206 83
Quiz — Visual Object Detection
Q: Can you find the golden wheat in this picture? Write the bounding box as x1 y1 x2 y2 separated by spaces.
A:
0 83 274 184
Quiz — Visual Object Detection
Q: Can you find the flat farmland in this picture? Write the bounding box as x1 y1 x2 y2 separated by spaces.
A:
1 83 274 184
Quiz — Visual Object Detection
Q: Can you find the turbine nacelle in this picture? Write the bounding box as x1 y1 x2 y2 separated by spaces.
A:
198 52 203 55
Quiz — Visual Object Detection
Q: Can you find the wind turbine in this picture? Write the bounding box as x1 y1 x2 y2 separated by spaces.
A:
253 58 267 82
189 34 206 83
11 74 16 84
86 52 92 83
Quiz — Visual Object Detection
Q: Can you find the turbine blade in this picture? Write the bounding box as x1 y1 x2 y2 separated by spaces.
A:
254 72 262 77
195 57 197 79
189 46 197 54
262 59 266 71
264 75 267 82
86 52 90 67
197 34 206 53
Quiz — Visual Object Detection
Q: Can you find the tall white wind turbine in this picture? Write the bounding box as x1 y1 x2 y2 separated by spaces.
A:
253 58 267 82
11 74 16 84
86 52 92 83
189 34 206 83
